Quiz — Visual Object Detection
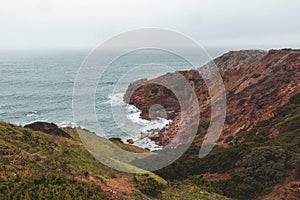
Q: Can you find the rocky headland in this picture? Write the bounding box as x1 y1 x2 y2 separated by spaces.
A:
124 49 300 147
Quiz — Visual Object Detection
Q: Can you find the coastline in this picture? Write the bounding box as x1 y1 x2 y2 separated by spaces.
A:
2 92 173 151
8 102 172 152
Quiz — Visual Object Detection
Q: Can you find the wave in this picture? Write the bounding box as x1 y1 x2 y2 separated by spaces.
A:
5 91 170 151
109 93 125 106
124 102 172 151
98 93 125 106
97 92 171 151
56 121 77 128
26 111 39 117
20 118 77 128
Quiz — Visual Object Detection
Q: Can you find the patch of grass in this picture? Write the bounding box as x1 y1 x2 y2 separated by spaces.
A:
158 181 230 200
134 172 167 197
0 173 108 200
0 120 232 200
0 122 126 178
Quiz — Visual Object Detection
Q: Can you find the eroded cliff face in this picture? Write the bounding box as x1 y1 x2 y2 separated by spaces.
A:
124 49 300 146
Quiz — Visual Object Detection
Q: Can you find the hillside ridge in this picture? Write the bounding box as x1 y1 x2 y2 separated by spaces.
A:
124 48 300 146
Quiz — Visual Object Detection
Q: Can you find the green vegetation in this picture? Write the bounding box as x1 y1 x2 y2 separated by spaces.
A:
221 147 290 199
0 121 228 199
163 87 173 96
110 138 149 153
0 173 107 200
296 159 300 179
155 181 229 200
154 93 300 199
290 92 300 104
151 87 159 94
271 65 281 73
224 135 234 143
251 73 261 78
0 92 299 199
0 122 122 178
134 172 167 197
125 179 229 200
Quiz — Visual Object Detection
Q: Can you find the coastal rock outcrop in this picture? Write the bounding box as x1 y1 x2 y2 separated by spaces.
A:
124 49 300 147
24 122 72 139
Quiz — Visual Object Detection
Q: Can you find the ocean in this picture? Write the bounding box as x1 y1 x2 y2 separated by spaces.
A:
0 48 226 149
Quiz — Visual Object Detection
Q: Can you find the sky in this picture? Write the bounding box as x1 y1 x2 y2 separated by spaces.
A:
0 0 299 50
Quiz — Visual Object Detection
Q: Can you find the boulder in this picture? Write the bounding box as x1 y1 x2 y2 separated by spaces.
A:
126 139 134 144
24 122 71 139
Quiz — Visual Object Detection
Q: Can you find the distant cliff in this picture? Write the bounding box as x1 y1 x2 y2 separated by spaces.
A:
124 49 300 146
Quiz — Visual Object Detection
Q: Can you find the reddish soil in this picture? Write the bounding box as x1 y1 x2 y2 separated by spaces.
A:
72 175 136 199
124 49 300 147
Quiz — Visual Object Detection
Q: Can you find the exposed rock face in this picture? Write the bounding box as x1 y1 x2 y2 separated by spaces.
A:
24 122 72 139
124 49 300 146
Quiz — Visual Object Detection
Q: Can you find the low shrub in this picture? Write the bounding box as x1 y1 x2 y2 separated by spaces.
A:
134 172 167 197
251 73 261 78
290 93 300 104
296 159 300 179
224 136 234 143
222 147 289 199
0 173 107 200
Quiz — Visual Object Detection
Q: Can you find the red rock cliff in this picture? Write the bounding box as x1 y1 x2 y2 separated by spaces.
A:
124 49 300 147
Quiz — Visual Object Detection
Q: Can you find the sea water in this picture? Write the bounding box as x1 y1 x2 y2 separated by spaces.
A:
0 48 225 150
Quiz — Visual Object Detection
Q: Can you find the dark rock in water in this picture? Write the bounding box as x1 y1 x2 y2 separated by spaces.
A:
109 137 123 143
127 139 134 144
24 122 71 139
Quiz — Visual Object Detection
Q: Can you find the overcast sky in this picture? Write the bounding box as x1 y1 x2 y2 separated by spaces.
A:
0 0 299 50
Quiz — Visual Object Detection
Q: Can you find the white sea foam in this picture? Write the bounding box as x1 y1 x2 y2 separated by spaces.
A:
109 93 125 106
122 99 172 151
98 93 125 106
127 135 163 151
26 111 38 117
20 119 49 127
57 121 77 128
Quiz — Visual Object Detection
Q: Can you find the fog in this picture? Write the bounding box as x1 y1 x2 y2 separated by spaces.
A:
0 0 299 50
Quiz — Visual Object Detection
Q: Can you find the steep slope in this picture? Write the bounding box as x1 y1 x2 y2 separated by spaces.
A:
124 49 300 199
0 121 230 200
124 49 300 146
0 121 132 199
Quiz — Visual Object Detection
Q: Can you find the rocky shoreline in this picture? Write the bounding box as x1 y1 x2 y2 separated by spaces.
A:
22 120 162 151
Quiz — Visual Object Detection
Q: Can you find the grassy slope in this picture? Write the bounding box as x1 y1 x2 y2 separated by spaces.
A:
0 122 121 178
0 94 298 199
0 121 228 199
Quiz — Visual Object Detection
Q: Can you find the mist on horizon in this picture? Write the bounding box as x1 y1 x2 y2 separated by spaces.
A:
0 0 299 50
